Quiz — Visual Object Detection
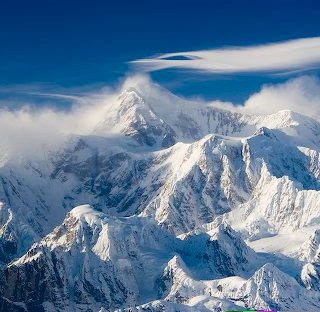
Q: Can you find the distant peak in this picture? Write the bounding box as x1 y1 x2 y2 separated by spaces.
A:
120 74 156 96
67 204 105 226
252 126 276 138
119 87 144 100
123 86 140 94
69 204 97 218
274 109 307 122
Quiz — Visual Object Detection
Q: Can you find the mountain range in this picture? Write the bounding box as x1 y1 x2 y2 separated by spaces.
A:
1 79 320 311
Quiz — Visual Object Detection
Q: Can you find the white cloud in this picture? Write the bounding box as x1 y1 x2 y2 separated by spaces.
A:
209 76 320 118
0 88 118 158
243 76 320 117
132 37 320 75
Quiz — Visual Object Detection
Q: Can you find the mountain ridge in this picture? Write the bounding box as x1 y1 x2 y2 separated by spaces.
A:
1 80 320 311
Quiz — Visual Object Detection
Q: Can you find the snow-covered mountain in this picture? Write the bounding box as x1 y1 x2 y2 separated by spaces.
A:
1 78 320 311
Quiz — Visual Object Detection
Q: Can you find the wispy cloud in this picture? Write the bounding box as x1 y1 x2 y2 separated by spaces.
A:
0 85 118 157
132 37 320 75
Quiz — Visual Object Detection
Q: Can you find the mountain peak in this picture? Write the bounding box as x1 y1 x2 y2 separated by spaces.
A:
67 204 105 227
118 87 145 108
234 263 319 311
300 229 320 262
69 204 100 218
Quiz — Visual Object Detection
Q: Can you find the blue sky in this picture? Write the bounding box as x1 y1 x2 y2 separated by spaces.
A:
1 0 320 104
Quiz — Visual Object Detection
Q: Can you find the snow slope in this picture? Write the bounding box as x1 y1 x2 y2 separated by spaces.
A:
1 205 261 311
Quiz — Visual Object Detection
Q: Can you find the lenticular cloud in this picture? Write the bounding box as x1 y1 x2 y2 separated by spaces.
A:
132 37 320 75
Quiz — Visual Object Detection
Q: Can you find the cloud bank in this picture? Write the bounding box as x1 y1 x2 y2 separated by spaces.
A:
0 74 319 159
0 88 117 158
132 37 320 75
209 76 320 118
